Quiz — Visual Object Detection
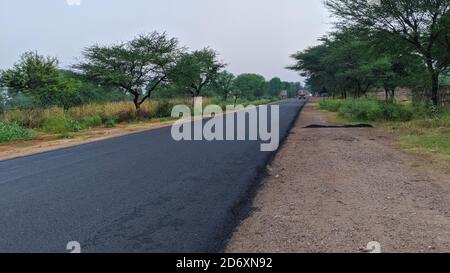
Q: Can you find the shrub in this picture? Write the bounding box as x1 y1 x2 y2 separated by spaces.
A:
321 98 415 122
0 122 32 143
42 116 82 134
379 102 414 122
153 100 175 118
318 99 344 112
104 117 117 128
337 99 382 121
81 115 102 128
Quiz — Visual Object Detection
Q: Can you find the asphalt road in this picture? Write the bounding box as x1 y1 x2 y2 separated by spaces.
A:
0 99 305 253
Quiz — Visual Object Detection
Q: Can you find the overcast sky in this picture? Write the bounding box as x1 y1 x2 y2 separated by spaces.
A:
0 0 331 82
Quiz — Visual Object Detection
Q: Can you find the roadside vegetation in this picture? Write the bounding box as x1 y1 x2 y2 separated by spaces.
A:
0 97 278 141
290 0 449 158
318 98 450 157
0 32 298 144
0 122 32 143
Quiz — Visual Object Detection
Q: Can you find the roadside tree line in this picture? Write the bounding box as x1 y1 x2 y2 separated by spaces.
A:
289 0 450 106
0 32 301 115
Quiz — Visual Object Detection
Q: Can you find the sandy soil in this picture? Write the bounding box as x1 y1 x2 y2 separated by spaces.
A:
227 101 450 253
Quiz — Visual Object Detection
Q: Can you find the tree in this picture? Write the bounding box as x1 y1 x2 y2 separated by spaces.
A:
0 87 5 113
289 30 374 98
213 71 235 100
435 11 450 71
267 77 284 97
370 32 428 101
233 73 266 99
284 81 303 98
326 0 450 105
62 70 129 104
76 32 179 114
291 43 330 98
289 27 427 100
171 48 226 98
0 51 82 108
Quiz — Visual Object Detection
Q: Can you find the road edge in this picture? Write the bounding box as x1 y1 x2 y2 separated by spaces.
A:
214 99 308 252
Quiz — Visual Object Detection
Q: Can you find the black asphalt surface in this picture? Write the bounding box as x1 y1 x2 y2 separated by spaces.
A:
0 99 305 253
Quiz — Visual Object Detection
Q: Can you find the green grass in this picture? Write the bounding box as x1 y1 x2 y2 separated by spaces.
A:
319 98 450 157
400 134 450 155
0 122 33 143
104 117 117 128
318 98 414 122
80 115 102 128
42 116 82 134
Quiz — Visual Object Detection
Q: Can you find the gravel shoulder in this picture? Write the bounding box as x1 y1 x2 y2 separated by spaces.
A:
227 101 450 253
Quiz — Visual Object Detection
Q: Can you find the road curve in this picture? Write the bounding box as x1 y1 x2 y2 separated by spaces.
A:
0 99 305 253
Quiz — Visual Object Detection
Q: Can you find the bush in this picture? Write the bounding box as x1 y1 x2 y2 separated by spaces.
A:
42 116 82 134
153 100 174 118
320 98 415 122
81 115 102 128
104 117 117 128
379 103 414 122
318 99 344 112
337 99 382 121
0 122 32 143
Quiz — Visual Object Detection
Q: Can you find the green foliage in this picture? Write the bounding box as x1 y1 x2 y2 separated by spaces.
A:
337 99 383 121
154 100 175 118
5 92 34 109
81 115 102 128
42 116 82 134
378 102 414 122
0 87 5 114
0 122 32 143
289 27 427 99
320 98 414 122
61 70 129 104
171 48 226 97
233 73 266 100
318 99 344 112
212 71 235 100
401 134 450 155
104 117 117 128
325 0 450 105
76 32 180 111
267 77 284 97
0 51 82 109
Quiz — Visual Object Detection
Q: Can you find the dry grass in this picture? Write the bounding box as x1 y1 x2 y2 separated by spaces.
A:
0 107 65 128
0 98 197 128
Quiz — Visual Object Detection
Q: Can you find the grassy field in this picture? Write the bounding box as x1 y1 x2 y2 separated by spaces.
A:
0 97 277 143
318 98 450 158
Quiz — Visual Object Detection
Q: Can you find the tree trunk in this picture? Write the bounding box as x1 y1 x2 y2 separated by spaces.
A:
133 96 144 117
431 72 439 106
426 57 440 106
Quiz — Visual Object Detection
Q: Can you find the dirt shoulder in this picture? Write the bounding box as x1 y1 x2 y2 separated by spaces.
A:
227 101 450 253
